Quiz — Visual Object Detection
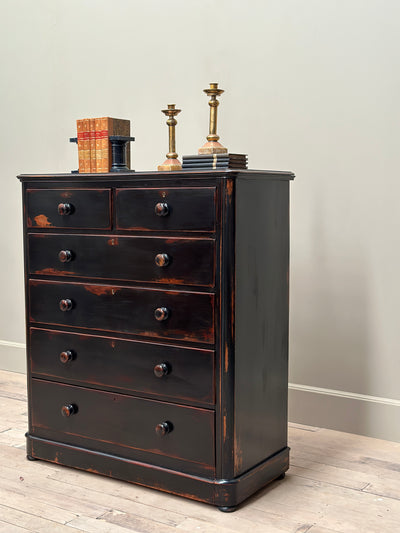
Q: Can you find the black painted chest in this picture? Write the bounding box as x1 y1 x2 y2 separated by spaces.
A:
18 169 293 511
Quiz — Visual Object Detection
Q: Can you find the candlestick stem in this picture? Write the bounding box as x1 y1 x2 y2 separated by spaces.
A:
199 83 227 154
158 104 182 171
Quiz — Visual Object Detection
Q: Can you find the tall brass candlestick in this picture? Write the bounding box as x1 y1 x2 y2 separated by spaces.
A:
158 104 182 171
198 82 228 154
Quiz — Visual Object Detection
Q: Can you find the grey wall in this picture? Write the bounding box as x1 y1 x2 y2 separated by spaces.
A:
1 0 399 440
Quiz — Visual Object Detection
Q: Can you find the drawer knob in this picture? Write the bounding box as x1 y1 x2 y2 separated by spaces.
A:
155 253 170 267
155 421 173 436
59 350 74 364
58 250 73 263
154 307 169 321
58 202 73 216
154 362 170 378
59 298 73 312
61 404 77 417
154 202 169 217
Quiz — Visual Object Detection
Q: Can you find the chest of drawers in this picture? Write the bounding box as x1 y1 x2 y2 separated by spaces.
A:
18 169 294 511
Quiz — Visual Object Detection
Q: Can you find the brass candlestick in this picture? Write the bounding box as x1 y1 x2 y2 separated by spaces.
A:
198 82 228 154
158 104 182 171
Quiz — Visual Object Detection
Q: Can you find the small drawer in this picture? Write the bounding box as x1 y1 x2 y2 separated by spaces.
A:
28 234 215 287
29 280 215 344
115 187 216 232
30 328 215 405
26 189 111 229
30 379 215 472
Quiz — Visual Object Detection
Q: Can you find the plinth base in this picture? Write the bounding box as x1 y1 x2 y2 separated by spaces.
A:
198 141 228 155
26 434 289 511
158 158 182 171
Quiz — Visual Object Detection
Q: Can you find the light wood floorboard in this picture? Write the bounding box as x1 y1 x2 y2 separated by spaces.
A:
0 370 399 532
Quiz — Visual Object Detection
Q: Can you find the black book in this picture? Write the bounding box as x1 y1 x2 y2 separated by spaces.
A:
182 161 247 165
182 163 247 170
183 153 247 159
183 155 246 161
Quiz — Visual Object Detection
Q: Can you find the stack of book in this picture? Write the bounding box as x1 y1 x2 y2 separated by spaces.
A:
182 153 248 170
76 117 131 173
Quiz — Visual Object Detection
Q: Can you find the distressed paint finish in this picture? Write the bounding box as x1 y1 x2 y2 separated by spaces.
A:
116 187 216 232
28 234 215 287
29 328 215 406
33 214 52 227
26 188 111 229
18 169 293 510
29 279 215 344
30 379 216 474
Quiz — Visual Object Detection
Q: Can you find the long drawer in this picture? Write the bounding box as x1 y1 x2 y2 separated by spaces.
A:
115 187 216 232
30 379 215 470
30 328 215 405
29 280 215 344
26 189 111 229
28 234 215 287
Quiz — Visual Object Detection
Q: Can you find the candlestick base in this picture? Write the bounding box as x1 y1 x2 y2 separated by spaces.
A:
158 158 182 171
198 141 228 155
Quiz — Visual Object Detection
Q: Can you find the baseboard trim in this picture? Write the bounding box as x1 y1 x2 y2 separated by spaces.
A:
0 339 26 373
289 382 400 442
0 339 26 350
289 382 400 408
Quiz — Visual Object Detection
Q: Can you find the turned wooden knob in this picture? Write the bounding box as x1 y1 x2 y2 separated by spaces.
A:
58 203 73 216
59 299 73 312
154 202 169 217
155 253 170 267
154 307 169 321
61 404 77 417
59 350 74 364
155 421 173 436
153 362 170 378
58 250 73 263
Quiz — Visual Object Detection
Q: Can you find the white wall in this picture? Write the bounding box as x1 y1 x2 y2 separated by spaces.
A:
1 0 399 440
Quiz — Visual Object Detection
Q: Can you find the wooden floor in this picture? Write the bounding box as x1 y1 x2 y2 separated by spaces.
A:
0 370 399 533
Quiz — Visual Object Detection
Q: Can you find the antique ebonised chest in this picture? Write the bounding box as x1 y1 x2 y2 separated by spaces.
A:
18 169 294 511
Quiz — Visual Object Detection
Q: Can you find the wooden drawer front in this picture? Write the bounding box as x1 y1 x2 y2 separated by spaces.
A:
30 328 215 405
26 189 111 229
29 281 214 344
30 380 215 469
116 187 216 232
28 234 215 287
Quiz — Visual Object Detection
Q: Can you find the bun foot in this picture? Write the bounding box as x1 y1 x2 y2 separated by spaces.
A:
26 455 38 461
276 472 286 480
218 506 237 513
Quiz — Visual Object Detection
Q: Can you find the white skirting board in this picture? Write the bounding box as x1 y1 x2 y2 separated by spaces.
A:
289 383 400 443
0 340 26 373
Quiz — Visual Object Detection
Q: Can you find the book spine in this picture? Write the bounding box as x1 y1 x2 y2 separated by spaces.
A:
95 117 102 173
76 119 84 173
83 118 90 173
89 118 96 173
100 117 109 173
